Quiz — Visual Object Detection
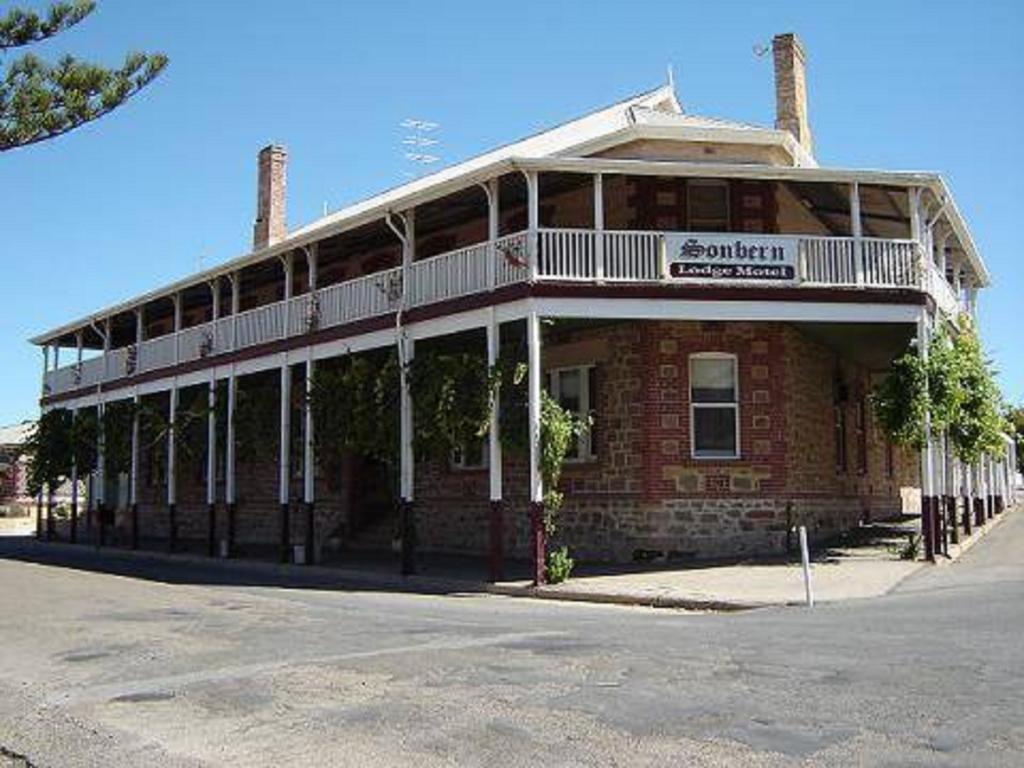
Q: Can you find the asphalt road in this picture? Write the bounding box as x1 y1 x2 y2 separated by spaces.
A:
0 511 1022 767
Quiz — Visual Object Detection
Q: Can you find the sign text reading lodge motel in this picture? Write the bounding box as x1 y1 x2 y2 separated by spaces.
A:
666 233 797 283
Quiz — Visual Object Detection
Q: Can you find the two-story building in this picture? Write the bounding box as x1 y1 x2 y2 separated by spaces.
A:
30 33 1017 582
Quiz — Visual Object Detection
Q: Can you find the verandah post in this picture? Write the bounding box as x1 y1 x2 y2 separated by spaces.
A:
917 310 936 563
303 354 315 565
70 406 79 544
594 173 605 283
167 385 177 552
399 335 416 576
527 310 545 585
130 393 140 549
225 370 237 557
487 313 504 582
279 359 292 564
850 182 863 286
96 401 107 547
206 375 217 557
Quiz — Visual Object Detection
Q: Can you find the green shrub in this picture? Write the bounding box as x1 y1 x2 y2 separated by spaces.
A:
546 546 574 584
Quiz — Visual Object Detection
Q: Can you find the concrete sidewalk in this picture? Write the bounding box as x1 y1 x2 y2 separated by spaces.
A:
6 504 1016 612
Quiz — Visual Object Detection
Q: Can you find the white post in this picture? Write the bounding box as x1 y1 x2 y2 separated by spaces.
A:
229 272 240 351
130 394 139 509
399 339 415 503
210 278 221 322
281 253 294 338
70 405 79 537
96 400 106 523
40 345 49 393
527 171 540 281
527 311 543 506
172 293 182 365
594 173 605 283
279 362 291 508
918 310 935 560
167 385 177 509
53 344 61 371
76 330 84 368
487 314 502 502
307 243 319 291
206 376 216 507
225 371 237 508
102 317 112 382
850 182 863 286
799 525 814 607
485 178 499 289
909 187 924 289
303 357 315 507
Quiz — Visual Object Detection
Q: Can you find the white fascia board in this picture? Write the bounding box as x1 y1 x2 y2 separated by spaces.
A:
530 297 923 325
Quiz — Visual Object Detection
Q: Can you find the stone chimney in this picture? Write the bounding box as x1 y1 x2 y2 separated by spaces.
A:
253 144 287 250
772 33 813 156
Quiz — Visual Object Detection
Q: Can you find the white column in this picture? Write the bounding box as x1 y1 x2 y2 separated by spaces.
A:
487 313 502 502
130 394 139 508
225 371 237 506
172 293 182 364
850 182 863 286
76 331 84 367
281 253 294 339
96 401 106 510
527 171 540 281
102 317 112 381
230 272 241 351
134 309 144 346
527 311 543 506
70 405 79 528
485 179 499 289
167 385 177 508
53 344 61 370
399 337 415 503
40 345 49 393
307 244 319 291
594 173 605 283
210 278 221 322
917 310 935 557
303 357 315 506
279 362 291 507
206 376 216 507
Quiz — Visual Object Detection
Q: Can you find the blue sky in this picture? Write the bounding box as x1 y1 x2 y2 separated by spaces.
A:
2 0 1022 425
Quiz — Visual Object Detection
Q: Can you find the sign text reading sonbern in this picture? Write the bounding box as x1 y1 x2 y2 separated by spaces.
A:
665 233 798 283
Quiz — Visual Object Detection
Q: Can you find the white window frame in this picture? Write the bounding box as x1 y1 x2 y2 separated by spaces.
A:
687 179 731 232
548 364 596 462
689 352 740 460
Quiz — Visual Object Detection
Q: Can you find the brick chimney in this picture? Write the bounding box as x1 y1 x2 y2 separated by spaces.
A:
253 144 287 250
772 33 813 157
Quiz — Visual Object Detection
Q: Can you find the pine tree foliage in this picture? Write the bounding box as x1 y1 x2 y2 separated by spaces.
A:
0 1 167 151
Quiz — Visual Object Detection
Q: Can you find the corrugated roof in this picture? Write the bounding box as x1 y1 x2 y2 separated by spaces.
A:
0 421 34 446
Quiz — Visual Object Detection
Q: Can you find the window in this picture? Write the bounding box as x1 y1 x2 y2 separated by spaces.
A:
687 180 730 232
689 354 739 459
451 439 488 471
548 365 596 461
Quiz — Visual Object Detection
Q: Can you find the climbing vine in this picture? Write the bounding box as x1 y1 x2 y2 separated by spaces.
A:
873 318 1005 463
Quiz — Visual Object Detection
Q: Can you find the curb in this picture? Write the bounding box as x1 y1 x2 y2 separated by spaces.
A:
934 501 1017 566
18 539 762 612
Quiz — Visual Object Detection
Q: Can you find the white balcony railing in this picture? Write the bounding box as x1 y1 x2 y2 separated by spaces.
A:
42 228 962 397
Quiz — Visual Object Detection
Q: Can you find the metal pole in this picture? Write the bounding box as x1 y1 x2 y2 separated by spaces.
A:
799 525 814 608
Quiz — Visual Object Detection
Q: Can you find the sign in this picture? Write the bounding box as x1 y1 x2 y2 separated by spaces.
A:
665 233 798 283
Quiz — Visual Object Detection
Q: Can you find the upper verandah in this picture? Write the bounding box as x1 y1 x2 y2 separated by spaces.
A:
30 34 988 350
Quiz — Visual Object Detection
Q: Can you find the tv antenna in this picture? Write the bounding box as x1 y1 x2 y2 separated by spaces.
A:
753 42 770 58
400 118 441 178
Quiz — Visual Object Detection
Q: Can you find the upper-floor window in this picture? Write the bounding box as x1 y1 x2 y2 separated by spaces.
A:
548 365 596 461
687 180 730 232
689 353 739 459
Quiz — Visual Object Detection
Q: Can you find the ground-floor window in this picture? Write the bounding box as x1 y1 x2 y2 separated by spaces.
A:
689 353 739 459
548 365 597 461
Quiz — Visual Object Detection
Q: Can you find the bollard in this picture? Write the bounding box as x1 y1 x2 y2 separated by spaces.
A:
799 525 814 608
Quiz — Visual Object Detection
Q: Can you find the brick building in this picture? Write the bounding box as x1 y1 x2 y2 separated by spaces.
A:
30 33 1016 581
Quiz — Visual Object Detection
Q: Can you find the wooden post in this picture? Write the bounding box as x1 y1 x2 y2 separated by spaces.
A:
70 406 79 544
225 371 237 557
167 386 177 552
97 401 107 547
206 376 217 557
527 171 540 282
130 394 139 549
527 311 545 585
850 182 863 286
487 314 503 582
279 361 292 564
594 173 605 283
399 335 416 576
303 356 315 565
